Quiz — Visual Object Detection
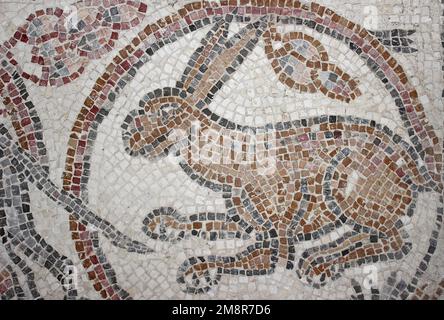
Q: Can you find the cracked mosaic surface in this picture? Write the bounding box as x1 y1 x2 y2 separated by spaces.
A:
0 0 443 300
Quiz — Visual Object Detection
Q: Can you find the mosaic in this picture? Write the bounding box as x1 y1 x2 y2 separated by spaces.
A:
0 0 443 300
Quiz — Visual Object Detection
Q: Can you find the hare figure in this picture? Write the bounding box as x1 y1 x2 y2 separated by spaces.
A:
121 14 440 293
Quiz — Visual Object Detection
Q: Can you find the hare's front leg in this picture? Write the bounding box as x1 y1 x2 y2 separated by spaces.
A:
177 238 276 294
142 207 252 243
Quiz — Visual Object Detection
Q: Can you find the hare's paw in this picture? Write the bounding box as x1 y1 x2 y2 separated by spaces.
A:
142 207 188 243
177 256 222 294
296 249 344 288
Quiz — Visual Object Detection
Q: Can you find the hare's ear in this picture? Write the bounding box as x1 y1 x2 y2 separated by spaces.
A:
178 14 269 102
176 11 235 92
223 14 269 49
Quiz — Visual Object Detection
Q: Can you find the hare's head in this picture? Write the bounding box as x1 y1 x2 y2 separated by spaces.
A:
121 87 192 159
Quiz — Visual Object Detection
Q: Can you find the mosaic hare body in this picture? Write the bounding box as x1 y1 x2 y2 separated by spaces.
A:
121 15 440 293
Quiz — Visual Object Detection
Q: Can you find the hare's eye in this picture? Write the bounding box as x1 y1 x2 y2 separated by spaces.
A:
158 103 178 123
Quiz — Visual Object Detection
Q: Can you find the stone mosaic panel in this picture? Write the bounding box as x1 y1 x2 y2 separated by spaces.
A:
0 0 443 300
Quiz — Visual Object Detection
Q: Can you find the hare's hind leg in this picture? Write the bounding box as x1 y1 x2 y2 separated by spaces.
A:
293 176 416 288
295 220 412 288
